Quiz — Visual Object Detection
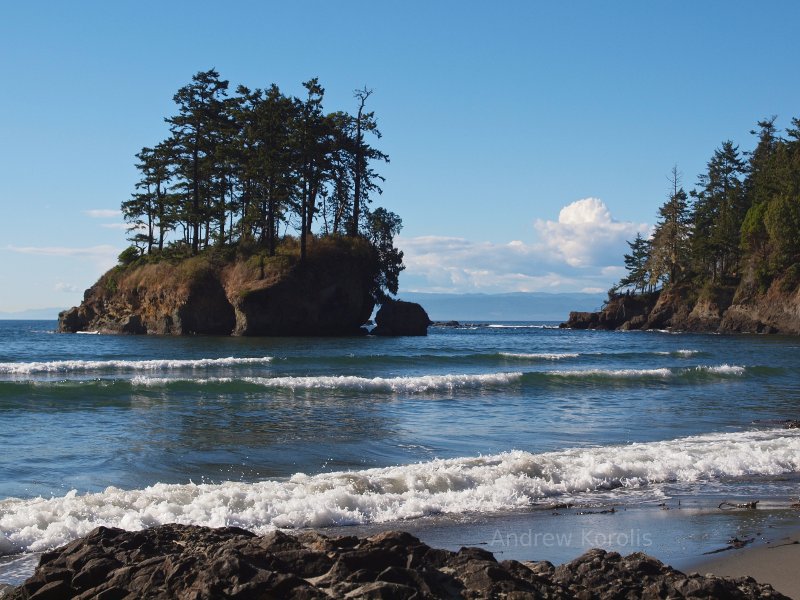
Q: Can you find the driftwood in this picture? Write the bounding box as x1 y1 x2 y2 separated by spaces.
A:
718 500 759 510
703 536 756 555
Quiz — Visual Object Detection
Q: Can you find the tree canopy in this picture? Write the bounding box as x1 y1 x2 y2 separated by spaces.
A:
120 70 403 302
617 116 800 295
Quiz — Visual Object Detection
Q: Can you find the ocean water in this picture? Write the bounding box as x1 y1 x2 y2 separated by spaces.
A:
1 320 799 581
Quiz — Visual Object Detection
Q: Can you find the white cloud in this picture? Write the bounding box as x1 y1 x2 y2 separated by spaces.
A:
399 234 593 292
8 244 119 272
85 209 120 219
533 198 648 267
54 282 80 293
398 198 648 294
101 222 143 230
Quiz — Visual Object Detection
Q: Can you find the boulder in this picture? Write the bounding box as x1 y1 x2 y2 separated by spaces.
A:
372 300 432 336
57 306 92 333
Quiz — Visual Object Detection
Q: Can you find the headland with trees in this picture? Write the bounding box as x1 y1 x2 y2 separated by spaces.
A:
564 116 800 333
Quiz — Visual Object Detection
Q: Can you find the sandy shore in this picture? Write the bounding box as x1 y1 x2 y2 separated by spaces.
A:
692 529 800 599
342 502 800 597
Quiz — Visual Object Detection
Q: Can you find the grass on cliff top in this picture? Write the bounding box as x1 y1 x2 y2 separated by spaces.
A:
107 235 375 296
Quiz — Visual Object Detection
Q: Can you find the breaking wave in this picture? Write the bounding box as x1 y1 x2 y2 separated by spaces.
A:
131 372 525 393
2 429 798 555
549 365 746 380
0 357 274 375
499 352 579 360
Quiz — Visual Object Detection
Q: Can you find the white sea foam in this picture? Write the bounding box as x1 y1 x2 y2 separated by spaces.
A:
2 429 798 555
654 349 701 357
487 324 550 329
500 352 579 360
550 365 745 379
695 364 745 375
131 372 525 393
0 357 274 375
551 368 674 378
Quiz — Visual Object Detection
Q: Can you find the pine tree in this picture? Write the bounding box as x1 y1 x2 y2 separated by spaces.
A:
365 207 404 301
292 79 332 261
648 167 692 285
122 143 176 253
690 141 746 280
618 233 651 293
349 87 389 237
166 69 230 253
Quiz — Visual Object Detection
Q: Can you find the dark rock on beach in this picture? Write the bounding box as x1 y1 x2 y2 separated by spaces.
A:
372 299 432 336
6 524 789 599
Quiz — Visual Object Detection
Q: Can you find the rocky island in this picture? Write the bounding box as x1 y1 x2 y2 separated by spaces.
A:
57 71 433 337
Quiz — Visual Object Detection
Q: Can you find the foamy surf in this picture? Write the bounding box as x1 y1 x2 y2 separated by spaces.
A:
655 349 701 357
499 352 579 360
550 364 745 379
486 324 556 329
1 429 798 555
0 357 274 375
1 364 750 393
131 372 525 393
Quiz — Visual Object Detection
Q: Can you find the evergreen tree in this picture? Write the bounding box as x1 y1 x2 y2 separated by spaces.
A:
365 207 404 301
292 79 332 261
618 233 651 293
648 167 691 285
122 143 176 253
690 141 746 280
235 84 296 253
349 87 389 237
166 69 230 253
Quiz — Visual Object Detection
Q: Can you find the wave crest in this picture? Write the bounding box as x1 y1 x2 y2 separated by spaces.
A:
131 372 525 393
0 357 274 375
2 429 798 555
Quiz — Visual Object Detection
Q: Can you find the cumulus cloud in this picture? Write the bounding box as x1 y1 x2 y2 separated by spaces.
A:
534 197 648 267
84 209 120 219
398 198 648 294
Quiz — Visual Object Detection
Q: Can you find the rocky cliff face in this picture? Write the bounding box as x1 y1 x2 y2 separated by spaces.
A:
58 240 377 336
562 275 800 334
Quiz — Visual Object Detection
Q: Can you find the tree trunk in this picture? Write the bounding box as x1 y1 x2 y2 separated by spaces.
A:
191 143 200 254
352 112 363 237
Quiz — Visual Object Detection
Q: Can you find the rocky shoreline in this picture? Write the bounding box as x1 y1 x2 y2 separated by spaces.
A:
5 524 789 599
561 278 800 334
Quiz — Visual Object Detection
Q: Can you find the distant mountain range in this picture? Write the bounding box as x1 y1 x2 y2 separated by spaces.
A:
0 292 606 323
0 307 62 320
397 292 606 322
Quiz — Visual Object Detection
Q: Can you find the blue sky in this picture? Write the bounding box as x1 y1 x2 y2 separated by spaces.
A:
2 1 799 312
